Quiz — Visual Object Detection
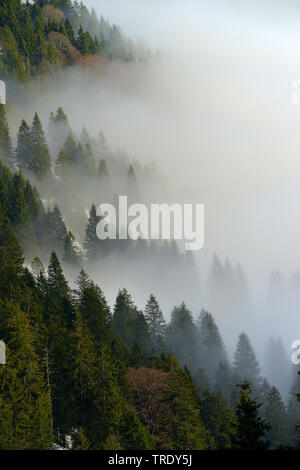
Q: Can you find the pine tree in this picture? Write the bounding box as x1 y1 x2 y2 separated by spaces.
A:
231 381 270 450
63 230 80 266
46 205 68 255
264 337 291 399
84 203 101 260
55 148 72 178
45 252 76 444
264 386 290 449
215 360 235 402
0 25 25 81
0 104 13 165
200 390 236 449
233 333 261 388
0 219 24 302
30 112 51 177
15 119 33 172
144 294 166 352
75 270 112 345
166 302 198 371
169 361 213 449
288 366 300 446
112 288 138 348
197 310 227 385
0 302 53 449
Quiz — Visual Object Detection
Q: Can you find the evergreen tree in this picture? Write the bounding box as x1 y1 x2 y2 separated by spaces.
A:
0 219 24 302
55 148 72 178
215 360 235 403
84 203 101 260
112 288 138 348
0 104 13 165
0 302 53 449
200 390 236 449
63 229 80 266
233 333 261 388
264 337 291 399
45 252 76 444
231 381 270 450
264 386 290 449
288 366 300 446
30 112 51 177
46 205 68 255
144 294 166 352
166 302 198 371
197 310 227 385
0 25 25 81
16 119 33 172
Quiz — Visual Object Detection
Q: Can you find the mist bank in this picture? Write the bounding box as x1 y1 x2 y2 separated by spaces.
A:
4 0 300 400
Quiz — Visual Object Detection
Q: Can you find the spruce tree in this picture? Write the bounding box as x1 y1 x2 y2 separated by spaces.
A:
0 25 25 81
30 112 51 177
84 203 101 260
0 302 53 449
63 230 80 266
16 119 33 172
264 386 290 449
0 104 13 165
233 333 261 388
215 360 235 402
45 252 76 444
166 302 198 371
112 288 138 348
200 390 236 449
231 381 270 450
197 310 227 385
144 294 166 352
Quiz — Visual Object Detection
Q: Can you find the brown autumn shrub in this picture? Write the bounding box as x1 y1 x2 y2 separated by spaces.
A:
42 5 65 24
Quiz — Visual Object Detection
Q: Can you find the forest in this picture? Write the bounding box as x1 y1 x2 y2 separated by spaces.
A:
0 0 299 451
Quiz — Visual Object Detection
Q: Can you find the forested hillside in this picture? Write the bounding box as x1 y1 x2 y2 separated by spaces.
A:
0 0 299 452
0 0 149 82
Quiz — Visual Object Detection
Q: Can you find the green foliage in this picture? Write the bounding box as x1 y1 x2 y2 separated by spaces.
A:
0 0 146 83
231 381 270 450
145 294 166 352
200 390 236 449
0 105 13 165
263 386 290 448
233 333 261 388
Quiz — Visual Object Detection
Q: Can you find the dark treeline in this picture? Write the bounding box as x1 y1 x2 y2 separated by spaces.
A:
0 0 150 83
0 221 299 449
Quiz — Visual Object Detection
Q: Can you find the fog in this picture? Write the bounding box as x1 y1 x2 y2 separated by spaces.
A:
7 0 300 396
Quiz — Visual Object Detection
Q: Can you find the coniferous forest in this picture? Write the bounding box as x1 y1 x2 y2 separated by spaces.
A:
0 0 299 452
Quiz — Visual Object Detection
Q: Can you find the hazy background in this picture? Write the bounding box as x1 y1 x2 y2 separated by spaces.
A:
10 0 300 381
26 0 300 283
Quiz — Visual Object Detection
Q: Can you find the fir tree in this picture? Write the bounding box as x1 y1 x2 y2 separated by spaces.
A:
264 386 290 449
144 294 166 352
0 104 13 165
84 203 101 260
231 381 270 450
30 112 51 177
200 390 236 449
233 333 261 388
166 302 198 371
0 302 53 449
16 119 33 172
197 310 227 385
